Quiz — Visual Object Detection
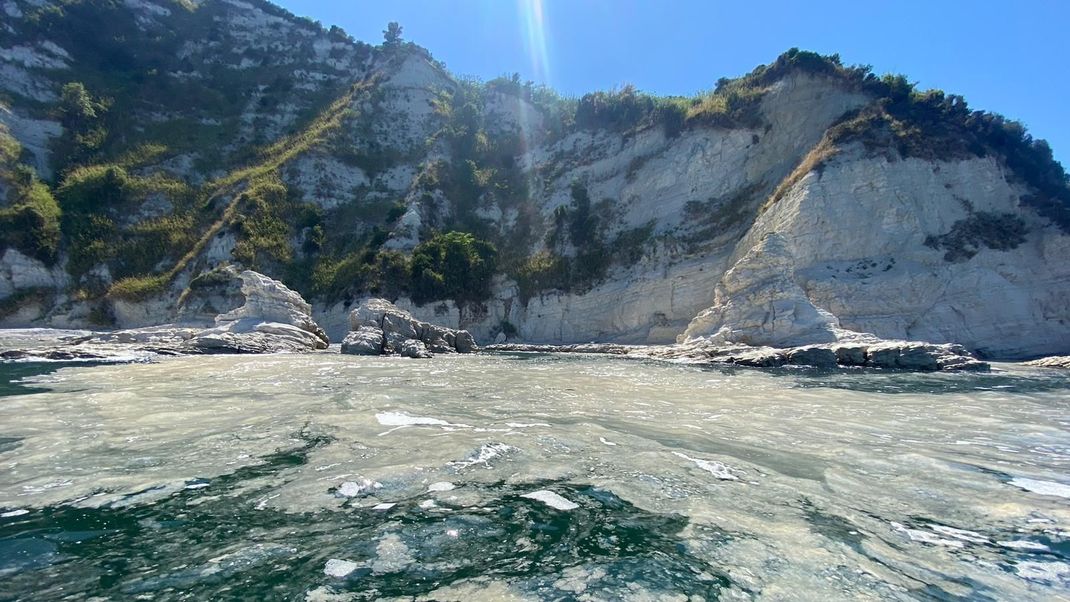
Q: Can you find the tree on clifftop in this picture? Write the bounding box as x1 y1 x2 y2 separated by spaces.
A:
383 22 403 48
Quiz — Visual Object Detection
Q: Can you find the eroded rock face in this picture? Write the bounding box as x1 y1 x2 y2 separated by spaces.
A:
341 298 477 358
681 233 840 347
0 270 329 360
190 270 329 353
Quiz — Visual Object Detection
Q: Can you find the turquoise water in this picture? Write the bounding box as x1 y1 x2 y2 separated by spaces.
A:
1 353 1069 600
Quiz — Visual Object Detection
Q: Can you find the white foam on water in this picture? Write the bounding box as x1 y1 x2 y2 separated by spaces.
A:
324 558 360 578
448 443 516 469
371 502 396 511
520 490 579 511
337 479 382 498
930 525 989 544
599 437 617 446
998 540 1050 551
1010 477 1070 499
375 412 450 426
1016 561 1070 583
672 452 739 481
1 509 28 517
891 522 965 548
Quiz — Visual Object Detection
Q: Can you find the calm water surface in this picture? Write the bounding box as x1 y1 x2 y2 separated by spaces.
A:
0 351 1068 600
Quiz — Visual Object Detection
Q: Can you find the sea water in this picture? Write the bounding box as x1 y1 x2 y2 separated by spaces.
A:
0 351 1068 600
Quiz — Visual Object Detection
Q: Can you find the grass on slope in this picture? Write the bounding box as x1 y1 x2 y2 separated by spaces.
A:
107 83 364 301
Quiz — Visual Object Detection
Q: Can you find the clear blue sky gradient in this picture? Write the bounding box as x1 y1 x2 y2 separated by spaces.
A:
276 0 1069 167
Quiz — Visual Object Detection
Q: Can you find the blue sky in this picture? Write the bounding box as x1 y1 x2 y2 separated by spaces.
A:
276 0 1069 167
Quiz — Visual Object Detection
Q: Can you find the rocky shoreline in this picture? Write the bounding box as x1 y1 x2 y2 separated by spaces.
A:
2 270 1068 373
485 339 992 371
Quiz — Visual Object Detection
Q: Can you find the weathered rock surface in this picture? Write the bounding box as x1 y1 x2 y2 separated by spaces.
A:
0 271 328 360
1024 356 1070 369
341 298 477 358
681 233 840 347
340 326 385 355
485 337 990 372
189 270 329 353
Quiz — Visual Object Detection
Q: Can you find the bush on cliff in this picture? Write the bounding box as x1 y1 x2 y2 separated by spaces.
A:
410 231 498 307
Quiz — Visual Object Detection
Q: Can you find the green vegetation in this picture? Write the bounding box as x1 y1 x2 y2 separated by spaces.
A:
230 178 296 269
382 22 403 49
510 183 654 301
0 127 62 263
0 171 63 263
924 212 1028 262
410 231 498 307
52 82 111 174
102 82 363 300
55 164 195 282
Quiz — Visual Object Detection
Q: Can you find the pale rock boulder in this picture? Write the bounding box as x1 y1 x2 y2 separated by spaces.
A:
1 271 329 360
191 270 328 353
0 249 68 299
342 298 476 357
340 326 384 355
399 339 432 359
681 232 839 347
175 265 245 326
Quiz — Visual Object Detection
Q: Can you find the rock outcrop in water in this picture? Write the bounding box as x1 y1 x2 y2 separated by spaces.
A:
341 298 476 358
1024 356 1070 369
0 270 328 360
487 337 990 371
190 270 329 353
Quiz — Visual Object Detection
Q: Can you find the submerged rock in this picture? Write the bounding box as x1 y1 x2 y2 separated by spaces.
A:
341 298 478 358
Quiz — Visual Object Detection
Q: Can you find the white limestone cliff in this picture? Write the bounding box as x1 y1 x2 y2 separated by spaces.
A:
0 1 1065 361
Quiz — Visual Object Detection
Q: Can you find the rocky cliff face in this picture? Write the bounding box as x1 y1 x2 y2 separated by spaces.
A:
0 0 1067 359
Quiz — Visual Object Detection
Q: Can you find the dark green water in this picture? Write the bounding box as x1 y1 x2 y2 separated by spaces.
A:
1 355 1069 600
0 431 727 600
